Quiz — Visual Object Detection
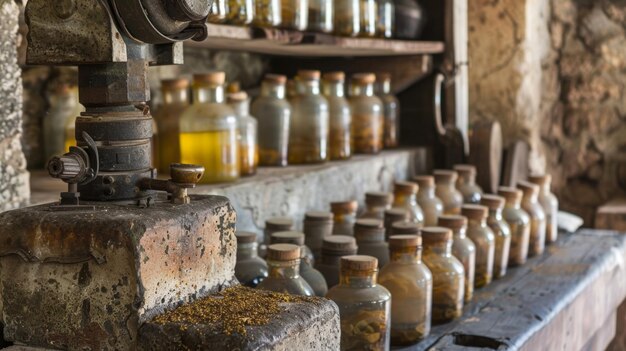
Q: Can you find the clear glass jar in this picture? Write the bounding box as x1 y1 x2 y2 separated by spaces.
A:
289 71 330 164
281 0 308 30
414 176 444 227
529 174 559 244
498 187 531 266
303 211 334 260
354 219 389 268
379 235 432 345
45 84 83 161
257 244 315 296
180 73 239 183
481 195 511 279
251 74 291 167
154 79 189 174
376 73 399 149
235 231 268 287
334 0 360 36
462 205 495 288
208 0 229 23
64 115 77 154
421 227 464 324
454 164 483 204
384 208 409 240
262 217 294 258
376 0 394 38
438 215 475 302
331 200 358 236
308 0 333 32
316 235 358 288
227 92 259 177
227 0 254 25
361 192 394 221
322 72 352 161
254 0 282 27
434 170 464 215
326 255 391 351
349 73 383 154
359 0 377 37
518 181 547 257
393 181 425 226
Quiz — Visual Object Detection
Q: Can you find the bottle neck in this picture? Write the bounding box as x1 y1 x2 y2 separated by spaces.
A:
297 79 321 95
505 199 522 210
340 270 378 288
523 194 539 203
541 183 551 195
424 241 452 256
237 242 259 260
467 218 487 228
267 259 301 279
194 84 224 104
322 81 345 97
320 253 346 265
389 247 421 263
350 83 375 97
377 80 391 95
394 192 417 207
458 174 476 186
162 87 189 105
261 82 286 99
488 208 504 221
230 99 250 117
451 227 467 239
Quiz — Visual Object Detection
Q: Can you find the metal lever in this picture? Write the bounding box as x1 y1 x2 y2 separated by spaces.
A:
137 164 205 204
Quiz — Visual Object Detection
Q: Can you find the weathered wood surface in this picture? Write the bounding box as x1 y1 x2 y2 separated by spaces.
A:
399 229 626 350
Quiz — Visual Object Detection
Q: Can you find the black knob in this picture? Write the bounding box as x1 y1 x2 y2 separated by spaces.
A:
167 0 211 22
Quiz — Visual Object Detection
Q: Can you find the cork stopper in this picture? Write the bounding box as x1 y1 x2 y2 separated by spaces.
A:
341 255 378 272
365 192 394 206
389 235 421 248
235 231 257 244
394 181 419 195
264 74 287 85
391 221 421 235
267 244 301 261
194 72 226 85
434 170 458 183
330 200 358 213
461 205 488 220
438 215 468 230
355 218 384 229
162 78 189 90
271 231 305 246
265 217 294 230
352 73 376 84
376 72 392 82
421 227 453 243
354 219 385 242
413 175 435 188
385 208 408 223
322 235 357 253
304 211 334 222
454 164 477 177
498 187 523 202
298 70 321 80
481 194 505 210
528 174 552 186
322 71 345 82
227 91 248 102
517 181 539 197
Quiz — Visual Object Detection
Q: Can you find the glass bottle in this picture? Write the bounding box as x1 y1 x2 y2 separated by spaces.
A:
308 0 333 33
257 244 315 296
454 164 483 204
64 115 77 154
376 0 394 38
414 176 444 227
251 74 291 167
331 200 358 236
461 205 495 288
384 208 408 240
227 91 258 177
208 0 229 23
528 174 559 244
361 191 394 221
421 227 465 324
288 70 330 164
393 181 425 226
379 235 432 345
316 235 358 288
227 0 254 25
303 211 334 260
262 217 295 258
281 0 308 30
326 255 391 351
359 0 377 37
235 231 268 287
254 0 282 27
45 84 83 161
349 73 383 154
434 170 464 215
180 72 239 184
354 219 389 268
518 181 547 257
334 0 360 37
438 215 475 302
480 195 511 279
376 73 399 149
271 231 327 297
391 221 420 236
154 79 189 174
498 187 531 266
322 72 351 161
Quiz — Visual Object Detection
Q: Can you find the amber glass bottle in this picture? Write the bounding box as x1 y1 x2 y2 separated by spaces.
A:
461 205 495 288
480 195 511 279
434 170 464 215
518 181 546 257
227 0 254 25
235 231 268 288
354 219 389 268
322 72 352 160
359 0 377 37
498 187 531 266
393 181 425 226
454 164 483 204
154 79 189 174
438 215 475 302
179 72 239 184
361 191 394 221
208 0 229 23
257 244 314 296
330 200 359 236
414 175 444 226
281 0 308 30
316 235 358 288
227 91 258 177
376 0 394 38
254 0 282 27
45 84 83 160
376 73 399 148
334 0 360 36
308 0 333 32
528 174 559 244
349 73 383 154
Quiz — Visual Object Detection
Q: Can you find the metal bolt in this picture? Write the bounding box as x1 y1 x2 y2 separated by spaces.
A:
103 176 115 185
55 0 76 19
103 187 116 197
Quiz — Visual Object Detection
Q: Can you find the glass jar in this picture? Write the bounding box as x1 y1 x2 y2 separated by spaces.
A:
393 181 425 226
154 79 189 174
528 174 559 244
461 205 495 288
262 217 295 258
391 221 420 236
180 72 239 184
208 0 229 23
334 0 360 37
414 176 444 227
331 200 359 236
434 170 464 215
379 235 432 345
322 72 352 161
308 0 333 32
316 235 358 288
227 0 254 25
361 191 394 221
359 0 377 37
257 244 315 296
376 0 394 38
438 215 475 302
518 181 547 257
454 164 483 204
64 115 77 154
271 231 328 297
251 74 291 167
227 91 258 177
349 73 383 154
498 187 531 266
303 211 334 260
235 231 268 287
384 208 408 240
421 227 464 324
44 84 83 161
289 71 330 164
281 0 308 30
254 0 282 27
480 195 511 279
326 255 391 351
376 73 399 148
354 219 389 268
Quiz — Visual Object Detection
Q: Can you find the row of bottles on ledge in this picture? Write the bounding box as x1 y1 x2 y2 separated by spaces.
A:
232 167 559 350
207 0 425 39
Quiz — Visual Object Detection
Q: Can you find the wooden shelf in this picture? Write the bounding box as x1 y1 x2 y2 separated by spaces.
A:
185 24 446 57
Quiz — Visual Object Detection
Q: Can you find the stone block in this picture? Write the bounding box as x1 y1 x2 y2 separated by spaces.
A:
0 195 237 350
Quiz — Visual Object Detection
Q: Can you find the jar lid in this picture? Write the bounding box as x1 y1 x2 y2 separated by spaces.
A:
498 187 523 202
394 181 419 195
461 204 488 220
162 78 189 89
421 227 453 243
391 221 421 235
434 169 458 183
271 231 305 246
227 91 248 102
355 218 384 229
352 73 376 84
298 70 321 80
322 235 357 252
365 191 394 206
341 255 378 271
528 174 552 186
226 81 241 94
193 72 226 85
264 74 287 85
481 195 505 210
322 71 345 82
265 217 294 230
389 235 421 248
304 211 334 222
517 181 539 197
413 175 435 188
454 164 477 177
235 231 257 244
438 215 468 230
376 72 392 82
385 208 408 222
330 200 358 213
267 244 301 261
